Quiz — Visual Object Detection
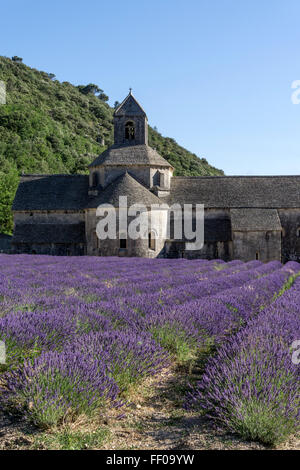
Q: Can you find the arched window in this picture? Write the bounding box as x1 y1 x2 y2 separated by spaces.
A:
92 172 99 187
297 228 300 238
148 231 156 251
125 121 135 141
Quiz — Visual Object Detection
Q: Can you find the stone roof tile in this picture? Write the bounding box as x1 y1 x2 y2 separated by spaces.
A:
230 208 282 231
12 175 89 211
114 92 147 117
168 176 300 208
89 144 172 168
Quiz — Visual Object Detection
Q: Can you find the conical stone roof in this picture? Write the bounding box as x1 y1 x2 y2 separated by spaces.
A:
87 172 162 209
89 144 172 168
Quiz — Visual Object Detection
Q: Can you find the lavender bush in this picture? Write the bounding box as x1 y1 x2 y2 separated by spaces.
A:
2 350 121 428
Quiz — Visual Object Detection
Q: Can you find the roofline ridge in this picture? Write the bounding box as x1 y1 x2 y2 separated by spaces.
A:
20 173 87 177
104 170 157 193
173 175 300 179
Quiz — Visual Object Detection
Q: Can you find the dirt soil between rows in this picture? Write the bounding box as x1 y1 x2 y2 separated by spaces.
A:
0 365 299 451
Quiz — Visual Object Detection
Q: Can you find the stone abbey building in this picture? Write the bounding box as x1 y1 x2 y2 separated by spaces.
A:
12 91 300 262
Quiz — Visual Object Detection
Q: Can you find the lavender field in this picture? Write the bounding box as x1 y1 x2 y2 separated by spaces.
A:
0 255 299 448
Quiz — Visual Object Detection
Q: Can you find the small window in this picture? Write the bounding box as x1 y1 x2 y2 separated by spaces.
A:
93 231 100 250
92 172 99 187
159 172 165 188
148 231 156 251
297 228 300 238
125 121 135 141
255 252 260 260
153 170 160 186
120 238 127 249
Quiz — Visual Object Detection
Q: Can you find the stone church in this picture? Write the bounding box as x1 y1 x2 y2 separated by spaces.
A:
11 91 300 262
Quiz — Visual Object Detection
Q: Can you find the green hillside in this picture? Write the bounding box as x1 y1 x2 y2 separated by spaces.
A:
0 55 223 234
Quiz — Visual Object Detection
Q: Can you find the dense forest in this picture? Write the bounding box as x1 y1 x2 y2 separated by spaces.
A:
0 56 223 234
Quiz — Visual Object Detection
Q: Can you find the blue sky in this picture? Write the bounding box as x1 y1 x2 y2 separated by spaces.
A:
1 0 300 175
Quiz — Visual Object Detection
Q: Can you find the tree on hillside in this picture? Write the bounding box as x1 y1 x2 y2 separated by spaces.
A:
77 84 109 102
11 56 23 63
98 92 109 102
0 169 19 234
78 84 102 96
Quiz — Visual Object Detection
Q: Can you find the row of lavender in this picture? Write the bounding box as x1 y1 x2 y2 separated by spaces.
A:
186 276 300 445
0 255 299 442
0 257 287 356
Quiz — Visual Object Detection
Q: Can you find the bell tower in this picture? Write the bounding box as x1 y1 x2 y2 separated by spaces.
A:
113 90 148 145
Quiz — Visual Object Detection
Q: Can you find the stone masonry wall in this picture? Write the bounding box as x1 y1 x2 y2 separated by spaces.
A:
85 208 167 257
232 230 281 262
278 209 300 262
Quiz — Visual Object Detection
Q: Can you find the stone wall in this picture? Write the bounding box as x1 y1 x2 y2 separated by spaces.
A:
11 207 300 263
232 230 281 262
12 210 86 256
0 234 12 253
150 167 172 189
11 243 85 256
164 240 233 260
90 165 172 191
278 209 300 262
85 208 167 258
114 115 148 145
